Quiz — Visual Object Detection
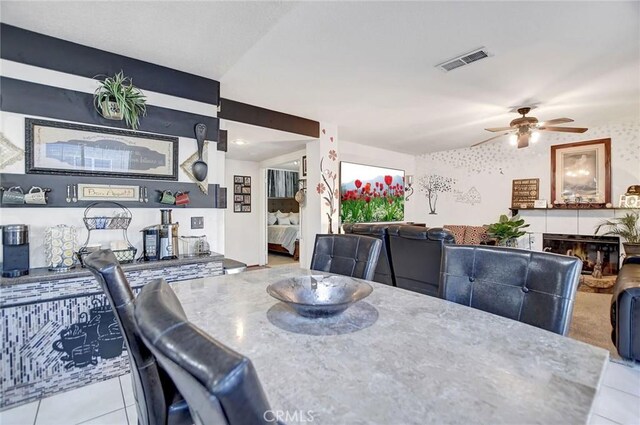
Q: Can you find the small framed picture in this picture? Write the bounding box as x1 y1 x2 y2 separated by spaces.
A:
619 195 628 208
302 155 307 177
234 184 242 194
243 195 251 204
244 176 251 185
534 199 547 209
234 176 244 184
234 195 243 202
626 195 639 208
242 186 251 194
234 203 242 212
241 205 251 212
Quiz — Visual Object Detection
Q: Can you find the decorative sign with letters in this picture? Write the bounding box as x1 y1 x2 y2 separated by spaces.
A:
77 184 139 202
511 178 540 209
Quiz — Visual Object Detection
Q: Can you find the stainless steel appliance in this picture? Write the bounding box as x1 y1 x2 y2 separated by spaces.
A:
2 224 30 277
142 210 179 261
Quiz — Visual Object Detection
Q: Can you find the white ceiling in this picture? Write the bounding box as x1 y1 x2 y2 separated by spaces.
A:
2 1 639 155
222 121 313 162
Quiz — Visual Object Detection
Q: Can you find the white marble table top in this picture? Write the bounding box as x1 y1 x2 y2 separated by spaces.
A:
170 265 608 425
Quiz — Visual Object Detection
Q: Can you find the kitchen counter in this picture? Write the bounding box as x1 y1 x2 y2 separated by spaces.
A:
0 253 224 409
0 253 224 287
170 265 608 424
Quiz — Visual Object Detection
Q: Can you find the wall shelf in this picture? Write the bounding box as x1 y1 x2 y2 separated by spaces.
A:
509 207 638 215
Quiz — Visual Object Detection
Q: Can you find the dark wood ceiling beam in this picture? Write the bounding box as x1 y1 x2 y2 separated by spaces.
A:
218 98 319 138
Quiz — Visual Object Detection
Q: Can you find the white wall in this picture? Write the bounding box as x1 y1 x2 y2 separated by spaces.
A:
339 140 418 223
224 158 262 265
0 62 224 268
413 121 640 251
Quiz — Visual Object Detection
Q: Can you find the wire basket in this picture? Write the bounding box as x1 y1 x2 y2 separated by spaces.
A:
77 247 137 266
82 202 133 230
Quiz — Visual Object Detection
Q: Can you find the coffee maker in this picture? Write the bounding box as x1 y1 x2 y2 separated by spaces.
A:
2 224 30 277
141 210 179 261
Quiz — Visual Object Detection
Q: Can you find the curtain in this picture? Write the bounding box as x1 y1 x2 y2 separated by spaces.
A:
267 170 299 198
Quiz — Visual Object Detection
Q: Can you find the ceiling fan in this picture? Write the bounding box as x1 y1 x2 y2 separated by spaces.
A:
473 107 588 149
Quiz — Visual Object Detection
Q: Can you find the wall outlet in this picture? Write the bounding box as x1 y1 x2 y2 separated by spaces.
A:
191 216 204 229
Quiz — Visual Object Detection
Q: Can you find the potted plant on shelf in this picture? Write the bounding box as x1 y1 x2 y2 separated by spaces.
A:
595 211 640 256
486 214 529 247
94 71 147 130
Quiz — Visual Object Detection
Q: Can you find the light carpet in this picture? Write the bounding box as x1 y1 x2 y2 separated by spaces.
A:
569 291 618 358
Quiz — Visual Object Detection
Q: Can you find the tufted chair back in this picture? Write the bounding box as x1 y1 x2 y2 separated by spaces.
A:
440 245 582 335
388 225 455 297
134 279 273 425
310 234 382 281
84 250 191 425
342 223 395 286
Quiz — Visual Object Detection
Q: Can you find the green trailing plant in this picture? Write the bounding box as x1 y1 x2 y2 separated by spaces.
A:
486 214 529 245
594 211 640 244
94 71 147 130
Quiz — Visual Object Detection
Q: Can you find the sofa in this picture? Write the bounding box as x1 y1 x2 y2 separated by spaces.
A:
610 256 640 362
387 225 455 296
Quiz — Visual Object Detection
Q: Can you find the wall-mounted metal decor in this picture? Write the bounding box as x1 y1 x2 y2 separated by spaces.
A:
25 118 178 180
233 175 251 213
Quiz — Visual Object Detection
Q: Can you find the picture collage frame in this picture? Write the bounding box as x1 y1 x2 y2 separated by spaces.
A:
233 175 251 212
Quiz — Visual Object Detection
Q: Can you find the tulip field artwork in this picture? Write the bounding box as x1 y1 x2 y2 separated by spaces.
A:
340 162 405 223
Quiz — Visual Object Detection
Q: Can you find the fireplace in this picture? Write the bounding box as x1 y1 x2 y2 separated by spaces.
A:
542 233 620 275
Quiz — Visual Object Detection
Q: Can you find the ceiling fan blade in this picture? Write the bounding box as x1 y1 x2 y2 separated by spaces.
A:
517 132 529 149
539 118 573 126
484 126 513 132
472 132 512 147
539 126 588 133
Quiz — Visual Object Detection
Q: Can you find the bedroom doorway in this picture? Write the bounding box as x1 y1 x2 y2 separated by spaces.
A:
266 162 301 267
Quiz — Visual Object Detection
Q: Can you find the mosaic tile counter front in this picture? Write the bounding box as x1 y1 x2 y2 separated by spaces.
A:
0 255 224 409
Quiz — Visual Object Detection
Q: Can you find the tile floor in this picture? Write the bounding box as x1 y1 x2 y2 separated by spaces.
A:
1 360 638 424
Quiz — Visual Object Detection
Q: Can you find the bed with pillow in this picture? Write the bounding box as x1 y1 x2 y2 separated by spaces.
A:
267 198 300 260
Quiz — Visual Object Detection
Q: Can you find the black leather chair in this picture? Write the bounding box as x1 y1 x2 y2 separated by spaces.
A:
134 279 273 425
310 234 382 281
388 225 455 296
610 256 640 361
342 223 395 286
84 250 191 425
439 245 582 335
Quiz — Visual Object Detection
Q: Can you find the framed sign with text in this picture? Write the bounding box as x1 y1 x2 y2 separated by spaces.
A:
511 178 540 209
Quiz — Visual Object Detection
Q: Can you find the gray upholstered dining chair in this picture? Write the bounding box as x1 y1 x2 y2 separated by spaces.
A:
84 250 191 425
439 245 582 335
310 234 382 281
134 279 274 425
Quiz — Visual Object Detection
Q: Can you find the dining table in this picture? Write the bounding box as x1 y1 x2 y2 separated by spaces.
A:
170 264 609 424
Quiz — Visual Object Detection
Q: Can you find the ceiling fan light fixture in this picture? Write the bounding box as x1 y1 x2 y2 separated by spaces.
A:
531 131 540 143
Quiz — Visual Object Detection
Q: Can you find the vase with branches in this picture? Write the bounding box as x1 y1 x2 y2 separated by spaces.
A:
595 211 640 256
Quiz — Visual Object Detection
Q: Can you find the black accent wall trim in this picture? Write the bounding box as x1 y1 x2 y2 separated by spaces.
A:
0 77 219 141
217 130 228 152
218 98 320 138
0 24 220 105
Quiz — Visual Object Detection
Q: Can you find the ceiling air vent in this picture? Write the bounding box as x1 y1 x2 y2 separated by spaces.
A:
437 47 492 72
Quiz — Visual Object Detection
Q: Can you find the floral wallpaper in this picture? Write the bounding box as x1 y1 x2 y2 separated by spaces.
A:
316 127 340 233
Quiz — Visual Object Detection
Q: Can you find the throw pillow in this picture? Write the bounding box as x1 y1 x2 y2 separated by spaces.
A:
290 213 300 225
276 210 290 219
278 216 292 225
268 212 277 225
464 226 489 245
444 225 466 245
